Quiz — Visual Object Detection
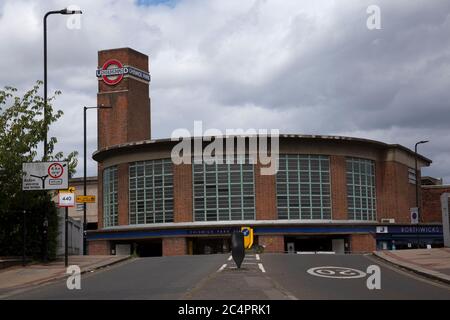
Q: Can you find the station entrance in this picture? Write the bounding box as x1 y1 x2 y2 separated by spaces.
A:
190 237 231 255
285 235 349 253
112 239 163 257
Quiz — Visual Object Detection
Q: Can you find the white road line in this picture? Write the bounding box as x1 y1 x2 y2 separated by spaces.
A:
256 254 260 261
218 264 227 272
258 263 266 273
242 262 257 265
228 256 232 261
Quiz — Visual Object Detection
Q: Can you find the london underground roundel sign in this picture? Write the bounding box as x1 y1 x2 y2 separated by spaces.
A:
98 59 125 85
96 59 151 86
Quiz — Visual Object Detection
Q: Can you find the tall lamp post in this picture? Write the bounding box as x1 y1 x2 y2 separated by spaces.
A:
44 8 82 159
43 8 82 262
415 140 429 249
83 105 112 255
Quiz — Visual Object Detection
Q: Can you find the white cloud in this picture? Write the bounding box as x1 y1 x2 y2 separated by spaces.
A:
0 0 449 183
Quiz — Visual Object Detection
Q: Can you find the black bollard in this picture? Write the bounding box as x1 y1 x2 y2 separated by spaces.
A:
231 231 245 268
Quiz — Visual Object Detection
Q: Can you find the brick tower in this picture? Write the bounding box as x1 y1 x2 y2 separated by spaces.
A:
96 47 151 149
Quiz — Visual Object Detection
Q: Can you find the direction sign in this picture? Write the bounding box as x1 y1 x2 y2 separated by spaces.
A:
60 187 76 193
59 192 75 207
241 226 254 249
22 162 68 190
76 195 96 203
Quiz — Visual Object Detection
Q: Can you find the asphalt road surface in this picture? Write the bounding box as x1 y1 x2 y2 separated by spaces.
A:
8 253 450 300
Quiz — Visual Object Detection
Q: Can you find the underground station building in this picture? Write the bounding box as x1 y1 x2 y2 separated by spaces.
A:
87 48 444 256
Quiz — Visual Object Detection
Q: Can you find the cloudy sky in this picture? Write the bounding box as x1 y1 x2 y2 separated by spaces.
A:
0 0 449 182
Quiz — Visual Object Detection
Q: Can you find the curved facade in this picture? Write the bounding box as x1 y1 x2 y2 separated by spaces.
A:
87 48 442 256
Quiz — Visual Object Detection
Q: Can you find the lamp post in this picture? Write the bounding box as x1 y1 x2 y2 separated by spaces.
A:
44 8 82 159
414 140 429 249
83 105 112 255
43 8 81 262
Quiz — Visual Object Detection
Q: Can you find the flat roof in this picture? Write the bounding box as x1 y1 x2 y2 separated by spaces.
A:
92 133 432 164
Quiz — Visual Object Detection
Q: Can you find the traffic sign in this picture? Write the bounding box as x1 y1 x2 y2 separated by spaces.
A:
59 192 75 207
60 187 76 193
76 195 96 203
22 162 68 190
241 226 254 249
410 207 419 224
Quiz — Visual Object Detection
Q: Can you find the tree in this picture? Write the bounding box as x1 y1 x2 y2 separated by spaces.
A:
0 81 78 259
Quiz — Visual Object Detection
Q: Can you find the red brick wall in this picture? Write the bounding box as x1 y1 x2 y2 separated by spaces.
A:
376 161 417 223
97 48 150 150
118 163 129 225
254 162 277 220
330 155 347 220
162 237 187 256
350 234 376 253
422 187 450 223
258 235 284 253
173 164 193 222
88 240 111 255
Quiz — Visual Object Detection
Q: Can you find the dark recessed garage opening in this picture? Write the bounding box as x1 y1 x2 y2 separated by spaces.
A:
285 235 348 253
133 239 163 257
192 237 231 255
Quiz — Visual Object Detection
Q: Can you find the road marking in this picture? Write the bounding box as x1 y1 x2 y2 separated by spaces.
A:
258 263 266 273
256 254 260 261
228 255 232 261
307 266 366 279
218 264 227 272
243 262 257 265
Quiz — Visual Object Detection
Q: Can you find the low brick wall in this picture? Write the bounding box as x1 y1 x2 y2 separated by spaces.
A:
162 237 187 256
350 234 376 253
258 235 285 253
88 240 111 255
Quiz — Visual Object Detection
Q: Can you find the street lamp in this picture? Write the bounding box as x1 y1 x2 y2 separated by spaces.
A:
43 8 82 262
43 8 82 160
414 140 429 249
83 105 112 255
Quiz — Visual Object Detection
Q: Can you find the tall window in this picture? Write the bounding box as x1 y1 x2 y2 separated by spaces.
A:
276 154 331 219
408 167 417 184
193 157 255 221
129 159 173 224
103 166 118 227
346 157 376 220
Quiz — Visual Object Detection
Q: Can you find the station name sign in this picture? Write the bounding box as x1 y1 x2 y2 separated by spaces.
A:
96 59 151 85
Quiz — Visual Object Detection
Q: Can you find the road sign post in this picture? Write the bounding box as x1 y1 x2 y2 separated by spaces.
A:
58 192 75 267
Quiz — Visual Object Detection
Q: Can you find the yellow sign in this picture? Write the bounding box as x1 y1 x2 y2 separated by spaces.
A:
60 187 75 193
76 195 96 203
241 226 254 249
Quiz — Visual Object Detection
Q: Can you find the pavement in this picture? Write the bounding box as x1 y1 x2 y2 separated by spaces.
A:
373 248 450 284
0 255 130 299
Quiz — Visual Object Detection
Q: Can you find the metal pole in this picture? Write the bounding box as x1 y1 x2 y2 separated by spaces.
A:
43 14 48 160
83 107 87 255
23 209 26 266
415 143 419 249
65 207 69 267
83 105 112 256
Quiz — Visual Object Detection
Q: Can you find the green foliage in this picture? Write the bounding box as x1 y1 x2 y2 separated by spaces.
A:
0 81 78 259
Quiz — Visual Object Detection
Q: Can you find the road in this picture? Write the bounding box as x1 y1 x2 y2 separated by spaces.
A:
8 253 450 300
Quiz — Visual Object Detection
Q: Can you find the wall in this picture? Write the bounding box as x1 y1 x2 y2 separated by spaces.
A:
350 234 376 253
422 186 450 223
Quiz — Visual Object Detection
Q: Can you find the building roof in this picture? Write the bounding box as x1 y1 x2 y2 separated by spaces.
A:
92 133 432 164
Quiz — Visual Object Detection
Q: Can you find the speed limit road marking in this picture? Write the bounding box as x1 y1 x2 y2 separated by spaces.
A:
307 266 366 279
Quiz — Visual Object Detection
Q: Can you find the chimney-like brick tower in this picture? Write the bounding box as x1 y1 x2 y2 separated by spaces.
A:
97 47 151 149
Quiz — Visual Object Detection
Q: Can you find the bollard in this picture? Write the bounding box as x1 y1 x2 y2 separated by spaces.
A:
231 231 245 268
